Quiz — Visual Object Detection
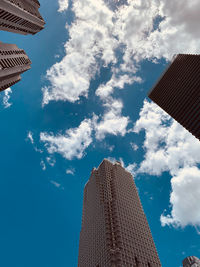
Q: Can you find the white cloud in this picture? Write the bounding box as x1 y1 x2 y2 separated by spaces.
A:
126 163 137 176
43 0 117 105
44 0 200 105
27 131 34 144
3 88 12 108
66 168 75 175
40 160 46 171
46 157 56 167
96 74 142 100
148 0 200 59
114 0 200 67
161 167 200 229
95 98 129 140
108 145 115 152
134 100 200 176
50 180 64 190
58 0 69 12
130 142 138 151
40 97 129 160
114 0 159 66
40 119 93 160
134 100 200 230
27 131 44 154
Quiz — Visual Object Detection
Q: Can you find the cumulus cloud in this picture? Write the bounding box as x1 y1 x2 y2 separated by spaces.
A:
95 73 134 140
115 0 200 66
40 108 128 159
40 119 93 160
95 98 129 140
134 100 200 230
96 74 142 100
2 88 12 108
148 0 200 59
134 100 200 176
43 0 117 105
58 0 69 12
161 167 200 229
44 0 200 105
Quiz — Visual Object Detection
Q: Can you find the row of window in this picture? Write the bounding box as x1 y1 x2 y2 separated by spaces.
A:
0 56 30 69
0 76 20 91
0 20 34 34
0 9 43 32
7 0 43 20
0 49 25 55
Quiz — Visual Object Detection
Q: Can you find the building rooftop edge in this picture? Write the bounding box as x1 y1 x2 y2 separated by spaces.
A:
96 158 122 170
83 158 135 189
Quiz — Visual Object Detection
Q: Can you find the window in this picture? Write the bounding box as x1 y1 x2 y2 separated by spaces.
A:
135 256 139 267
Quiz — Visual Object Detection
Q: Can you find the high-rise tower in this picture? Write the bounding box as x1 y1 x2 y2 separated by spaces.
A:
78 159 161 266
0 0 45 35
0 42 31 91
148 54 200 141
182 256 200 267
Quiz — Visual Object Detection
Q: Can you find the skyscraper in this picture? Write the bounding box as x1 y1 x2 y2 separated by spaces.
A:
78 159 161 266
0 0 45 35
183 256 200 267
0 42 31 91
148 54 200 141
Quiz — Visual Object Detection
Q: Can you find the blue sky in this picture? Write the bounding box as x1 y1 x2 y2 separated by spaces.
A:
0 0 200 266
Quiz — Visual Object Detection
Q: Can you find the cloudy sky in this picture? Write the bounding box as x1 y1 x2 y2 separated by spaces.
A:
0 0 200 266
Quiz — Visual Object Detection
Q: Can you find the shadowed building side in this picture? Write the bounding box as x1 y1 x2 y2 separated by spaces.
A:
148 54 200 141
0 42 31 91
0 0 45 35
78 159 161 267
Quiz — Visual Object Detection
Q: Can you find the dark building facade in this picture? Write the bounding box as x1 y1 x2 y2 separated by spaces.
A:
183 256 200 267
78 159 161 267
0 0 45 35
148 54 200 141
0 42 31 91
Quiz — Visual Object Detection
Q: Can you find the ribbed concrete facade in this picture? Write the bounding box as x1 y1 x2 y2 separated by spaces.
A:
148 54 200 141
183 256 200 267
0 0 45 35
78 159 161 267
0 42 31 91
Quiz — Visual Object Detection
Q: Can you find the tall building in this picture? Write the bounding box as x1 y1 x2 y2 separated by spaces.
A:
0 42 31 91
0 0 45 35
183 256 200 267
78 159 161 267
148 54 200 141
